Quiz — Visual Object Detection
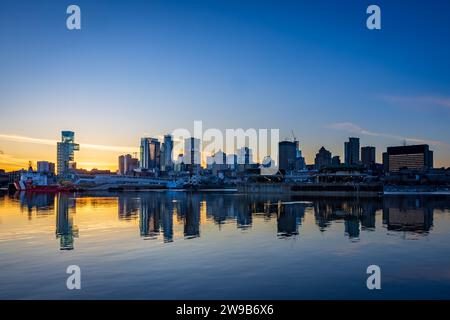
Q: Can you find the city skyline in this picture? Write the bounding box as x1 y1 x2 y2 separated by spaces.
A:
1 0 450 170
0 127 441 173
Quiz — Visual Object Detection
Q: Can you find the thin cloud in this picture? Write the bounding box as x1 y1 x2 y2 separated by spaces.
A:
0 152 33 167
0 151 116 170
0 134 137 153
327 123 379 137
380 94 450 110
328 122 450 148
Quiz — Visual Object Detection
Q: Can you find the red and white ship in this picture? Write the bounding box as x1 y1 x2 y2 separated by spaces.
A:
14 172 73 192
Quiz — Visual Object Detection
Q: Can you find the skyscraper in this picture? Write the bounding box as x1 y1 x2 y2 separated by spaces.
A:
184 137 201 166
278 141 297 172
57 131 79 176
160 134 173 172
140 138 160 170
344 137 360 165
118 154 139 175
314 146 332 170
237 147 253 165
37 161 55 175
207 150 228 174
184 137 201 174
118 155 125 175
226 154 238 170
361 146 376 167
295 141 306 170
125 155 139 175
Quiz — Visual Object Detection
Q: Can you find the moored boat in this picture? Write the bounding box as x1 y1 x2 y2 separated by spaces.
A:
14 172 76 192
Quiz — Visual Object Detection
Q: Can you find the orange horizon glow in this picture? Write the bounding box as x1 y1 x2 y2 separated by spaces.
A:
1 132 450 173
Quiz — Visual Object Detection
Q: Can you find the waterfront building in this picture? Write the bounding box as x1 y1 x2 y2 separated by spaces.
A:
237 147 253 165
125 155 139 175
174 154 186 172
37 161 55 175
382 152 389 172
361 146 376 167
140 138 160 170
384 144 433 172
118 155 125 175
207 150 229 175
213 150 227 165
119 154 139 175
295 141 306 170
57 131 80 176
344 137 360 165
183 138 201 174
331 155 341 166
184 138 201 166
227 154 238 170
160 134 174 172
207 150 227 168
315 147 332 170
279 141 297 172
0 170 10 187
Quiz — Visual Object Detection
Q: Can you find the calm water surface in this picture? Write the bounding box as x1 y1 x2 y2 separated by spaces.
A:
1 191 450 299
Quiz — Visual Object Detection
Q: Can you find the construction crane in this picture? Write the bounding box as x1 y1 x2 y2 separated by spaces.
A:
291 130 297 142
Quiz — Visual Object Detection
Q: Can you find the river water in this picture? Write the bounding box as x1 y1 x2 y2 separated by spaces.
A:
1 191 449 299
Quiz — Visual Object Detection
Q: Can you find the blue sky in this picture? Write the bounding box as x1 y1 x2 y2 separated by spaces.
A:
1 0 450 169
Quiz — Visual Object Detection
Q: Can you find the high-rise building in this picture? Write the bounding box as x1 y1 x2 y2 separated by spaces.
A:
207 150 226 166
384 144 433 172
382 152 389 172
207 150 228 174
295 141 306 170
237 147 252 165
174 153 186 172
37 161 55 175
331 155 341 166
118 154 139 175
361 146 376 167
125 155 139 175
315 146 332 170
227 154 238 170
184 138 201 174
118 155 125 175
160 134 173 172
57 131 79 176
140 138 160 170
184 138 201 165
344 137 360 165
278 141 297 172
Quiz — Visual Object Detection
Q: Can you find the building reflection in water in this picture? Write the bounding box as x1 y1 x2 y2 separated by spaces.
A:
10 192 445 247
383 197 433 233
205 195 252 229
128 194 439 242
276 202 306 238
313 198 379 239
119 193 175 242
118 196 140 220
55 193 78 250
17 192 55 219
313 198 383 239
